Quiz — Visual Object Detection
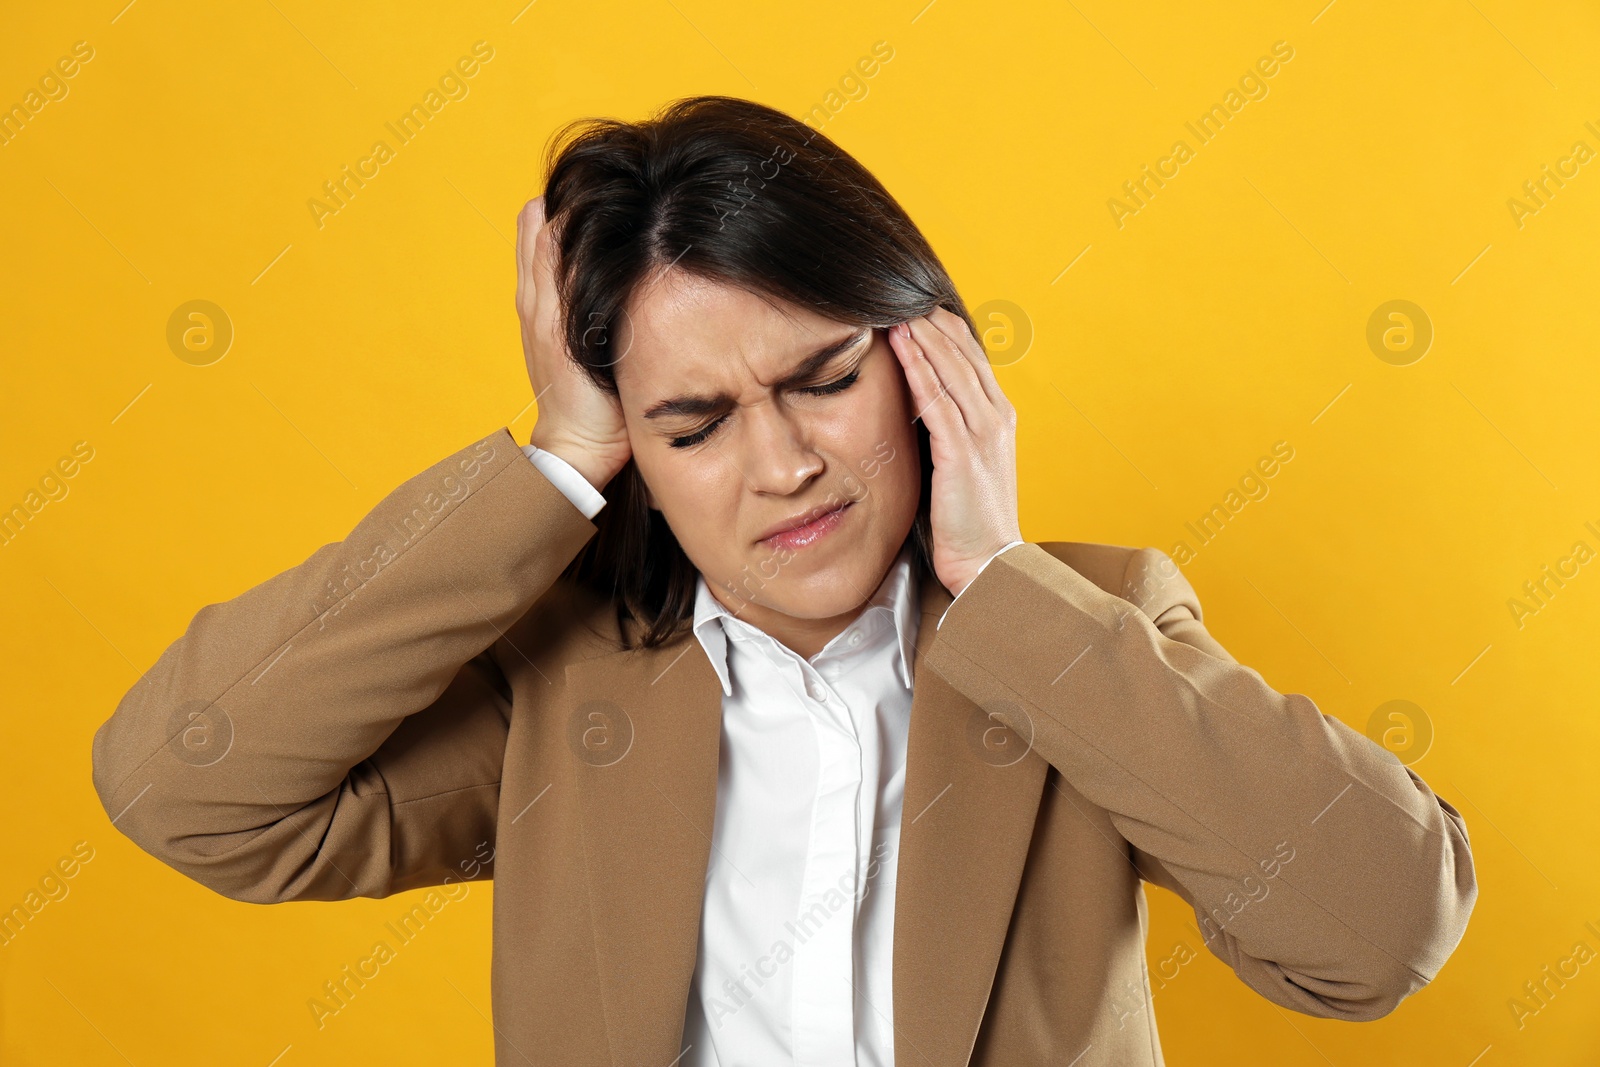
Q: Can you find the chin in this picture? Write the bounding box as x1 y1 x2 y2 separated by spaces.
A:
796 572 872 614
781 548 890 611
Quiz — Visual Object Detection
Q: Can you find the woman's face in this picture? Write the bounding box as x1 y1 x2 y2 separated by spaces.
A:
611 269 922 635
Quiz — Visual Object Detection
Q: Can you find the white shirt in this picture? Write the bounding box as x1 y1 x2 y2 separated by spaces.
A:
521 443 1021 1066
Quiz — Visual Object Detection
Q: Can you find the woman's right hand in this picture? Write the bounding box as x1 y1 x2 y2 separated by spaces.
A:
516 195 633 492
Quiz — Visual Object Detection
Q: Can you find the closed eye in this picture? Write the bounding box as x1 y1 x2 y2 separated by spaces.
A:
668 368 863 450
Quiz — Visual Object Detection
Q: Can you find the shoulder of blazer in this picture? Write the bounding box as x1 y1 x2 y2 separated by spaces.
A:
1033 540 1205 629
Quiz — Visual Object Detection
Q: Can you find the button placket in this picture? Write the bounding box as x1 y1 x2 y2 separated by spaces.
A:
791 670 863 1067
680 544 920 1067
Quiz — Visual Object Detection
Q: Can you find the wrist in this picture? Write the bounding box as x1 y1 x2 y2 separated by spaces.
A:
527 428 624 492
948 539 1024 598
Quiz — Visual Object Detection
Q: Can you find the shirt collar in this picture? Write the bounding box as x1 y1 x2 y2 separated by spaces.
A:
691 539 921 697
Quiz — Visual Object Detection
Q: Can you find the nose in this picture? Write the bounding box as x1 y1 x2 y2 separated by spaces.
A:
737 402 824 496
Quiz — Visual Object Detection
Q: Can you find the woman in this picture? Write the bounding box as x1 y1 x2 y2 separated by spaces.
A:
92 96 1476 1066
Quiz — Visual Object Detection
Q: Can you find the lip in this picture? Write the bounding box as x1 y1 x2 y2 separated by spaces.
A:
757 500 855 550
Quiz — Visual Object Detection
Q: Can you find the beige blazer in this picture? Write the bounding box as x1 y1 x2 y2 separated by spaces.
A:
91 426 1476 1066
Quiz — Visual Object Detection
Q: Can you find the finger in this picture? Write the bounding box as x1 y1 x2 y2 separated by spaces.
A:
532 225 560 347
890 321 968 445
923 307 1004 420
929 305 1012 416
534 212 563 296
516 197 543 314
906 314 991 433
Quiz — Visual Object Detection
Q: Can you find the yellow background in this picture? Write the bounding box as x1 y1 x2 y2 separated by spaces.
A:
3 0 1598 1063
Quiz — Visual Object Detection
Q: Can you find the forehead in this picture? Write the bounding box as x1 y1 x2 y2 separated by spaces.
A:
614 270 850 393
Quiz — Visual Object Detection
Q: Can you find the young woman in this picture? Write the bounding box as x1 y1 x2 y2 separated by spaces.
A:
92 96 1476 1066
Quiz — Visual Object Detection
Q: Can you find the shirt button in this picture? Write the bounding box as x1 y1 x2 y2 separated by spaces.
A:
807 682 824 700
847 630 862 646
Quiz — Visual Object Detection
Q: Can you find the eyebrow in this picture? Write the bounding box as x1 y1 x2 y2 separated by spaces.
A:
642 327 872 421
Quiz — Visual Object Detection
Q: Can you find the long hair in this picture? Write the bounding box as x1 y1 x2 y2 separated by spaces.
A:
540 95 977 649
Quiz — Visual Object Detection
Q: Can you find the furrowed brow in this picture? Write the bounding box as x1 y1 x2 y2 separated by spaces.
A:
642 327 870 421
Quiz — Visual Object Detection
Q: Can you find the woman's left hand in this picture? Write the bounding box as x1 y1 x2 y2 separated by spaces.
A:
887 307 1024 600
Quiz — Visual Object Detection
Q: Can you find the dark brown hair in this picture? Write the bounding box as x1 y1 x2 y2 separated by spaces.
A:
540 95 976 649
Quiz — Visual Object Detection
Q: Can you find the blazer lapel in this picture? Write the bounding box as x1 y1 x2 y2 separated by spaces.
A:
566 633 725 1067
564 559 1047 1067
893 564 1050 1067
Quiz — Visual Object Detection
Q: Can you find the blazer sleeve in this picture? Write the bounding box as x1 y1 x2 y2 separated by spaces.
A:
90 427 599 904
922 542 1477 1022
